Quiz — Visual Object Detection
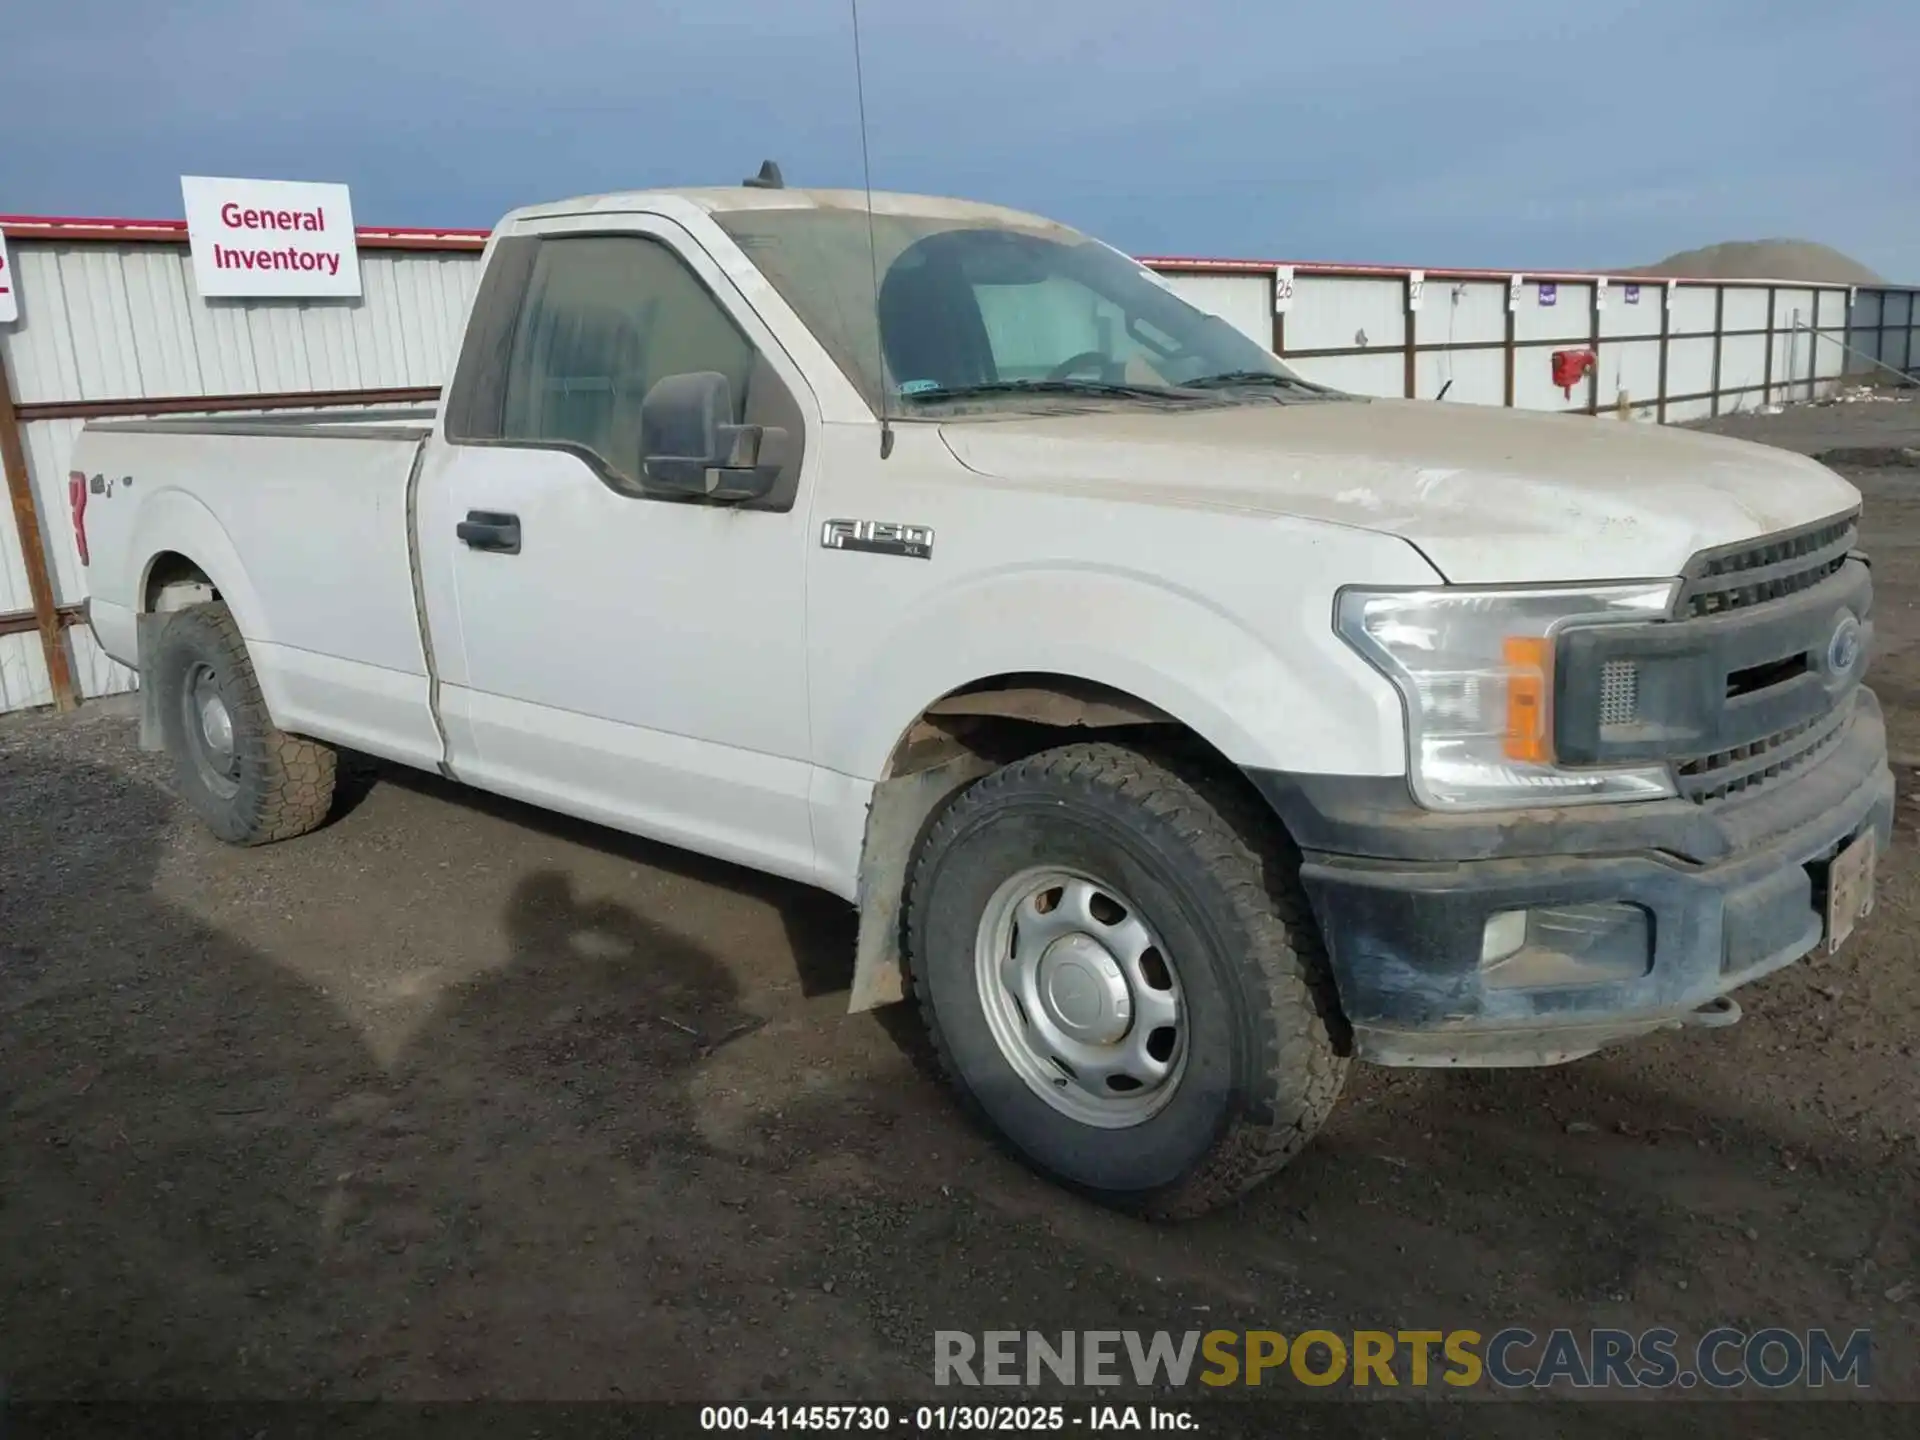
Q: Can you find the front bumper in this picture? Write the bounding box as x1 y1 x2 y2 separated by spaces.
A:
1246 689 1894 1066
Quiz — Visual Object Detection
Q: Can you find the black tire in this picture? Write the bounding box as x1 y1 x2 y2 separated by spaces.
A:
905 742 1348 1218
151 602 337 846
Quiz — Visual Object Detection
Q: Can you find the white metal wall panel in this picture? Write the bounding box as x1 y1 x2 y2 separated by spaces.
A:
1774 288 1816 326
1666 396 1716 423
1670 285 1719 335
1813 322 1846 383
1415 347 1504 406
0 243 482 405
23 417 85 606
1814 290 1847 381
1158 274 1273 351
1769 328 1804 404
0 455 47 709
1600 289 1663 339
1717 333 1769 400
1720 287 1770 332
1288 351 1404 397
1513 282 1593 343
1414 282 1505 347
1666 336 1716 399
0 635 51 712
1595 339 1663 412
1894 329 1918 373
20 416 138 698
1850 291 1883 327
1286 277 1406 352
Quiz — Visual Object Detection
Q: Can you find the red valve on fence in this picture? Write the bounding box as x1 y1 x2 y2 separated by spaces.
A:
1551 348 1597 399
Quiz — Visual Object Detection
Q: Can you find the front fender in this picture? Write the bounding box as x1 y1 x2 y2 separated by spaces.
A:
816 562 1413 784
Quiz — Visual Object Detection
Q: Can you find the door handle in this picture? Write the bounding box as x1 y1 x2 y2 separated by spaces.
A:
457 510 521 554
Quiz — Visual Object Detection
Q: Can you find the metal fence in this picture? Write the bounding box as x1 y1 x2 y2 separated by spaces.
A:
1146 259 1917 421
2 213 1915 715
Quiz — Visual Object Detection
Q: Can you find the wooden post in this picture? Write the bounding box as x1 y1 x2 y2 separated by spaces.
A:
0 347 78 712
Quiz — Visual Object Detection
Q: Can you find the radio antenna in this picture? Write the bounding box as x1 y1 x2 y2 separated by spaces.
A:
849 0 894 459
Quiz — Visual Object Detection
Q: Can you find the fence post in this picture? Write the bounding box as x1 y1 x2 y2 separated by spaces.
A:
1504 280 1517 408
1709 287 1726 417
0 347 78 712
1270 270 1286 357
1403 274 1417 399
1656 282 1672 423
1587 281 1602 415
1762 286 1777 409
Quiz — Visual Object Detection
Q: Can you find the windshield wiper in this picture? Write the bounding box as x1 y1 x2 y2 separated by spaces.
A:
898 378 1193 403
1178 370 1341 397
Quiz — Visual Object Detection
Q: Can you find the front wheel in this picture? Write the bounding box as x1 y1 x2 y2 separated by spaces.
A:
905 742 1349 1218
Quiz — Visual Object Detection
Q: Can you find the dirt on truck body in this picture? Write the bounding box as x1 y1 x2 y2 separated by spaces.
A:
2 401 1916 1426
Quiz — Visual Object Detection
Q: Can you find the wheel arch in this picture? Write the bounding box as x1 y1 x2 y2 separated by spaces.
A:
847 668 1287 1016
129 491 271 641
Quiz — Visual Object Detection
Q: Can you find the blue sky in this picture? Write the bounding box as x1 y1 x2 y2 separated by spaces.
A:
5 0 1914 278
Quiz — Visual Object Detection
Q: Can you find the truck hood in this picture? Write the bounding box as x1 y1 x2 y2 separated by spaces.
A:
938 398 1861 584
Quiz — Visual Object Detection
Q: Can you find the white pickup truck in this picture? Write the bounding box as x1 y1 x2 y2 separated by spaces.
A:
71 178 1892 1217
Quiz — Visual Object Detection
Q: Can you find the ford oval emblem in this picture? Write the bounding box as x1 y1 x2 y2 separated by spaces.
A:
1828 615 1863 676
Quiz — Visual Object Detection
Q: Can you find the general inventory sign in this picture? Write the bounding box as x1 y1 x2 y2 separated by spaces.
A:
182 176 362 299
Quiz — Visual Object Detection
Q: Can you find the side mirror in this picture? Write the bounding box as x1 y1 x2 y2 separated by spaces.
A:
639 371 784 502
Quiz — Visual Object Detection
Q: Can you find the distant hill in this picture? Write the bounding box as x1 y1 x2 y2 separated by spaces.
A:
1623 239 1882 285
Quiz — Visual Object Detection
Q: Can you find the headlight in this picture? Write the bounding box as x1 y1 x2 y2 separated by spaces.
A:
1337 582 1678 811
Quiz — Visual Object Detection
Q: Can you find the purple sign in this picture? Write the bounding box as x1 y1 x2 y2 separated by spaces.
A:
1539 282 1558 307
1624 284 1642 305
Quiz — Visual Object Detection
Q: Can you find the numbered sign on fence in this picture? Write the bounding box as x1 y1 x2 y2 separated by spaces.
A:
1273 265 1295 313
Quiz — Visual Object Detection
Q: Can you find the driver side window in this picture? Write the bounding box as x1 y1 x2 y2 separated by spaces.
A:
500 235 756 486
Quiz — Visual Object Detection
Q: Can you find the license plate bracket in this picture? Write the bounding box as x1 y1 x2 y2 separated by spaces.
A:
1825 832 1877 955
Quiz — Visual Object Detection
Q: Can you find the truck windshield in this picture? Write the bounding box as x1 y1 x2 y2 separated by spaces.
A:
712 205 1333 415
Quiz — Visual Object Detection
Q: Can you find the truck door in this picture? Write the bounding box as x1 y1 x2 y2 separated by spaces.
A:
418 215 820 885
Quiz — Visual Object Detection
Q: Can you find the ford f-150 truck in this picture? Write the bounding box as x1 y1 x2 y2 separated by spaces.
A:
70 179 1892 1217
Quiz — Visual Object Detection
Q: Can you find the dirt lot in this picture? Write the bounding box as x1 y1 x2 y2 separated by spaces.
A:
3 399 1917 1429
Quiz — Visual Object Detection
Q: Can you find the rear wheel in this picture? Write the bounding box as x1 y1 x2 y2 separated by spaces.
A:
152 603 337 845
906 742 1349 1217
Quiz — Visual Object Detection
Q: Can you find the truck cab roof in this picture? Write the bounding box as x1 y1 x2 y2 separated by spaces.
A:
506 187 1075 235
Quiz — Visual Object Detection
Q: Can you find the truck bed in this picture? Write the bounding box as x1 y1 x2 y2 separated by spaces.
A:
73 413 444 770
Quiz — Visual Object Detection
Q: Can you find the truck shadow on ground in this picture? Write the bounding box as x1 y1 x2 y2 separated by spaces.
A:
331 753 859 1001
0 745 1910 1428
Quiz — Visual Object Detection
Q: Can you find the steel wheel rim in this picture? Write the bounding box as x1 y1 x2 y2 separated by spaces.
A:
974 866 1188 1128
183 661 241 799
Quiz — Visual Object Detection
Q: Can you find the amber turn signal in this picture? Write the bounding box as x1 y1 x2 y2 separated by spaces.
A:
1502 636 1552 762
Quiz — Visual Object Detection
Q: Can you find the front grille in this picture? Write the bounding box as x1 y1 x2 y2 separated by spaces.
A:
1675 703 1851 805
1680 511 1858 618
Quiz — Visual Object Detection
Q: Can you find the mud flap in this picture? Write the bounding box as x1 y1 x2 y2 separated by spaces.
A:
848 755 994 1013
135 610 167 751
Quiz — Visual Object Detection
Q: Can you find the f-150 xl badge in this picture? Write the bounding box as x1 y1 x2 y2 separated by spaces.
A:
820 519 934 560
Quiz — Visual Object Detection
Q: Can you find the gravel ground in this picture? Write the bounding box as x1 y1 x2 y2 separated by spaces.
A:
2 400 1916 1431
